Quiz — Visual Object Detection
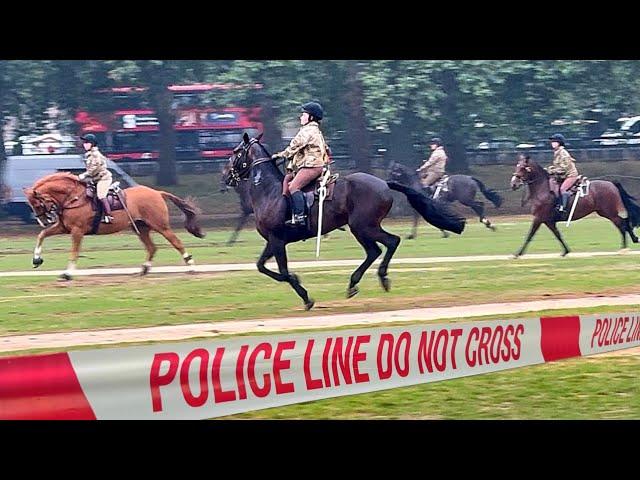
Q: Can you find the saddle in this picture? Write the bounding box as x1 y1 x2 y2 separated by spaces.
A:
301 169 339 211
432 175 450 199
553 175 590 220
85 181 128 234
85 181 126 212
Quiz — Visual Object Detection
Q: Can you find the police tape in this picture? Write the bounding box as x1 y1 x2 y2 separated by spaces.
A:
1 312 639 420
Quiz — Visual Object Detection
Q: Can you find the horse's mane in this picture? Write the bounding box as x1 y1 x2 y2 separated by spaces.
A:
32 172 79 190
523 156 549 178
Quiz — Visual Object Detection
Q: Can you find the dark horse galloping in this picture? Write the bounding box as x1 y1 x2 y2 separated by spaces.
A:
387 161 503 239
225 133 466 310
510 154 640 257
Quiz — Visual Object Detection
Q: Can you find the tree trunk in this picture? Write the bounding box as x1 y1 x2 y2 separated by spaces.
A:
439 70 469 174
0 62 7 209
260 95 283 154
344 63 371 173
142 62 177 186
386 109 422 168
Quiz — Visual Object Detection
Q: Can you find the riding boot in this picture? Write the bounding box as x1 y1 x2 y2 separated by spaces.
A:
101 198 114 224
559 192 570 212
286 191 306 226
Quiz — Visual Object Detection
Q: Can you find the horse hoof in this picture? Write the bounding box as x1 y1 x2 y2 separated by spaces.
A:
618 248 631 255
58 273 72 281
406 234 416 240
510 254 520 260
441 233 449 239
347 286 359 299
32 257 44 268
380 276 391 292
561 251 570 257
489 226 497 232
140 264 151 276
305 299 315 311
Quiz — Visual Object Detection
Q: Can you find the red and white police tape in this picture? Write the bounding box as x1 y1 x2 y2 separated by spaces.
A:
1 312 639 419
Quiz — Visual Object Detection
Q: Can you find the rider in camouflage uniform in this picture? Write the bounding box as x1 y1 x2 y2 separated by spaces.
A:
79 134 114 223
546 133 579 213
272 101 330 226
417 137 448 194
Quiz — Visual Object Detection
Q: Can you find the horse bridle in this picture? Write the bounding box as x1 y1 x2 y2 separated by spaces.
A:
228 138 272 186
512 164 538 185
29 191 60 227
30 187 86 227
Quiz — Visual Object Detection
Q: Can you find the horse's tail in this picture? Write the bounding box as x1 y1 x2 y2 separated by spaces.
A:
160 191 206 238
387 181 465 234
471 177 503 208
612 181 640 229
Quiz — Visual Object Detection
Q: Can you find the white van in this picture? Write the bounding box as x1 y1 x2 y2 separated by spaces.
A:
1 154 137 223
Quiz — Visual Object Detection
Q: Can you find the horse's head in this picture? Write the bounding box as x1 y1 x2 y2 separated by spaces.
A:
219 161 232 192
511 153 537 191
23 187 59 227
225 131 267 187
387 161 412 184
23 173 83 227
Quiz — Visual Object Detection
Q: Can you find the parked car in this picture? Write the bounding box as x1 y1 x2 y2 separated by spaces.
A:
1 154 137 223
592 115 640 146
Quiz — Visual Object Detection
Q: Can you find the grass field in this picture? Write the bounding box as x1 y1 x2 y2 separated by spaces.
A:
1 215 640 337
2 210 639 418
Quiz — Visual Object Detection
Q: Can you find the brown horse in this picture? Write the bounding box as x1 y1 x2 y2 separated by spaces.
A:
510 154 640 257
23 172 205 280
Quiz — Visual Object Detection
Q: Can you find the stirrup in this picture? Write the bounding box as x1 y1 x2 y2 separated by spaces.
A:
102 215 114 224
286 214 306 226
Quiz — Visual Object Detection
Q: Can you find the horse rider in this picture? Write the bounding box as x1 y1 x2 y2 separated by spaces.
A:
417 137 448 194
78 133 114 223
272 101 330 226
546 133 579 213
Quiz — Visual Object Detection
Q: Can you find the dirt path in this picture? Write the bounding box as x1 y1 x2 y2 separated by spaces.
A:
2 293 640 354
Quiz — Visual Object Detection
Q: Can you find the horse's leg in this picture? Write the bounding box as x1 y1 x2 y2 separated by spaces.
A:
346 228 382 298
226 212 250 246
137 225 157 275
156 227 194 266
407 211 418 239
544 221 571 257
514 219 542 258
466 200 495 231
32 222 65 268
257 240 314 310
60 228 85 281
370 227 401 292
606 215 631 251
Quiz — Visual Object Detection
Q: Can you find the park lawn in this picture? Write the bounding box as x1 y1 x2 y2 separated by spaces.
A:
1 253 640 336
0 215 632 271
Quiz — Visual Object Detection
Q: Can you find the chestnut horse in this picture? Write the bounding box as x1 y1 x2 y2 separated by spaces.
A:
24 172 205 280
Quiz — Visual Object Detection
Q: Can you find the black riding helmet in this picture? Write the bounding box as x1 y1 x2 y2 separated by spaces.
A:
80 133 98 146
549 133 566 146
429 137 443 147
300 101 324 121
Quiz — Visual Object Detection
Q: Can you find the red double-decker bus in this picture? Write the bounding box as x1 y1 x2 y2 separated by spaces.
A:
75 84 263 163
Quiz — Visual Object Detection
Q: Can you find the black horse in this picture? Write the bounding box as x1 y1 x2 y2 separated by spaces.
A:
225 133 466 310
388 161 503 237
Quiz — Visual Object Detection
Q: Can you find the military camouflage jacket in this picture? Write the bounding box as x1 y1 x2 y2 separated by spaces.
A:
274 121 328 172
418 146 447 174
546 146 578 178
79 147 111 181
